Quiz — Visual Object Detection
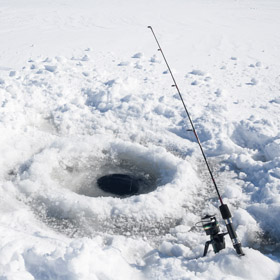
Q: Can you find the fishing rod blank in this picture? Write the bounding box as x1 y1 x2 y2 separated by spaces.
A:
147 25 244 256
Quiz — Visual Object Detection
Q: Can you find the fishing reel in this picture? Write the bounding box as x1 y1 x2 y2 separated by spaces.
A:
199 215 227 257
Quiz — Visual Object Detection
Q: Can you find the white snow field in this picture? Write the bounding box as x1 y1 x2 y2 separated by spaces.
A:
1 0 280 279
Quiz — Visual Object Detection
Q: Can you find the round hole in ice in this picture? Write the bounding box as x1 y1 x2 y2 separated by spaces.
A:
48 142 175 198
71 156 160 198
97 173 149 196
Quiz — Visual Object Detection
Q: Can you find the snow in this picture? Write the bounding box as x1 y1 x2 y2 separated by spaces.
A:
1 0 280 279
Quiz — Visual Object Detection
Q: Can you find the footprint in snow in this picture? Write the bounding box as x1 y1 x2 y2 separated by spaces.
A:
44 65 57 72
134 62 143 69
132 52 143 59
9 71 16 77
82 72 90 77
43 57 52 63
270 98 280 104
191 80 199 86
118 61 130 66
150 55 160 63
246 78 258 85
249 61 262 68
189 69 205 76
81 55 90 61
214 88 223 97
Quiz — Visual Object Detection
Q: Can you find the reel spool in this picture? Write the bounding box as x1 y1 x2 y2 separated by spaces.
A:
200 215 227 257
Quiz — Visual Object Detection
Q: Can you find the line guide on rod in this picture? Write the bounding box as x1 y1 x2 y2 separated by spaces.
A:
147 25 244 256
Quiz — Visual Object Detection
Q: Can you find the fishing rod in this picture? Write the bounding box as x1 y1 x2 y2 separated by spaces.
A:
148 26 244 257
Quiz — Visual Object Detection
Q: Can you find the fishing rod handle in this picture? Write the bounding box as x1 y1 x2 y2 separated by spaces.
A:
219 204 245 256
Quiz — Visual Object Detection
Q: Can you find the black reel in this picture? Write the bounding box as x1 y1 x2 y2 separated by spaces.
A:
200 215 227 257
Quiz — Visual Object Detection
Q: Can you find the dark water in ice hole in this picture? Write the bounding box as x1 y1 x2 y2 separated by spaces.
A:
74 158 160 198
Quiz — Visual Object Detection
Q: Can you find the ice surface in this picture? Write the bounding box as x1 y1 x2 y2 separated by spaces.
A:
0 0 280 279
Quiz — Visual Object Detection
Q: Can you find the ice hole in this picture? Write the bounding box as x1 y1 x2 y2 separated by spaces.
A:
97 173 150 196
49 143 174 198
67 157 160 198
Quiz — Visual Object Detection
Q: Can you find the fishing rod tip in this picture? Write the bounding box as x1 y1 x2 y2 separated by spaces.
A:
147 26 152 29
